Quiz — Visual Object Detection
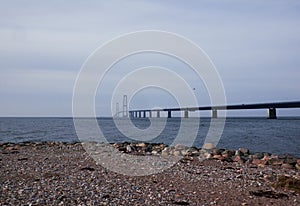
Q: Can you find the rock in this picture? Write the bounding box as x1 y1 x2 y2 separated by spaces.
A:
173 150 181 156
126 145 132 153
203 143 214 150
267 158 283 166
238 148 250 155
180 150 188 156
151 150 158 155
283 157 297 165
185 147 200 156
205 153 213 159
161 149 170 156
295 163 300 170
222 149 235 157
136 143 146 148
212 148 224 155
213 154 222 159
175 144 186 150
262 153 272 161
252 152 264 159
5 146 15 151
252 159 267 167
232 155 246 163
281 163 294 169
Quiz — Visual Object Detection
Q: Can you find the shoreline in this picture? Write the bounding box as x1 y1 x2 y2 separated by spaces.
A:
1 142 299 205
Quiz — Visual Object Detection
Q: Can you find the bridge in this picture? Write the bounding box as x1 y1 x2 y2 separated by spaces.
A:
127 101 300 119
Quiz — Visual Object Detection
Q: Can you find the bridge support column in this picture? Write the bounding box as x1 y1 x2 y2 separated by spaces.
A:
139 111 141 118
184 110 189 118
167 110 172 118
143 111 146 118
149 111 152 118
268 108 277 119
212 109 218 119
157 111 160 118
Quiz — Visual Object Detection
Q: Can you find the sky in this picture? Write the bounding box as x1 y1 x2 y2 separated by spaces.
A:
0 0 300 117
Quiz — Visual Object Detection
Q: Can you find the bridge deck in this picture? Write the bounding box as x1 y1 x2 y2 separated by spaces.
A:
129 101 300 112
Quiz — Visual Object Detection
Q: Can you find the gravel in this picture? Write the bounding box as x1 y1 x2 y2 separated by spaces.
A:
0 142 299 205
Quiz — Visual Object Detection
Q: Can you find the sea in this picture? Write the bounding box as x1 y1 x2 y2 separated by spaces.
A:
0 117 299 157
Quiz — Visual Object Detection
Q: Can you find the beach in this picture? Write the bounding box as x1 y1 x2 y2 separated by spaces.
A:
1 142 299 205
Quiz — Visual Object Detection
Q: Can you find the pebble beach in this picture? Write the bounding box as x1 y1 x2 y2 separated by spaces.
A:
1 142 300 205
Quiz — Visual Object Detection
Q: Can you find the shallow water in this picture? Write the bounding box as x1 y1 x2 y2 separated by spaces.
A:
0 117 299 157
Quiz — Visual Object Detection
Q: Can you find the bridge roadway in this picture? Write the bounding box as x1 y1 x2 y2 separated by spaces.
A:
128 101 300 119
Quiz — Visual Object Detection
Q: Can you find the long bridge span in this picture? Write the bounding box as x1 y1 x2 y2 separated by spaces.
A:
127 101 300 119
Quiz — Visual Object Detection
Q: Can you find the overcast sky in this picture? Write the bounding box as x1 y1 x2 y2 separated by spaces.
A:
0 0 299 117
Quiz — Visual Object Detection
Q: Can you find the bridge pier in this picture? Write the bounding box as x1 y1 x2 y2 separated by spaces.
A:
167 110 172 118
157 111 160 118
212 109 218 118
268 108 277 119
138 111 141 118
184 110 189 118
143 111 146 118
149 111 152 118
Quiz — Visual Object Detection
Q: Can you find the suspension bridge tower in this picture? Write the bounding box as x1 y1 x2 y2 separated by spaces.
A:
122 95 128 118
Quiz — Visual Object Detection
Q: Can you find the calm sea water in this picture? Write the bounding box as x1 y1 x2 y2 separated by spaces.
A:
0 117 299 157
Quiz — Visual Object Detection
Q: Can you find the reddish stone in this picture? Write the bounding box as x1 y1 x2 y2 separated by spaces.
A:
262 155 270 161
233 155 246 163
252 159 267 166
281 163 294 169
5 146 14 151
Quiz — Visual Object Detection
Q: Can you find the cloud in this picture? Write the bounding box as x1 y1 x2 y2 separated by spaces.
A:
0 0 299 116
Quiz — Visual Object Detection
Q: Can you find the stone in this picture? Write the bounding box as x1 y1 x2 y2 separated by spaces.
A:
233 155 246 163
295 163 300 170
205 153 213 159
238 148 250 155
283 157 297 165
222 149 235 157
213 154 222 159
180 150 188 156
267 158 283 166
252 152 264 159
203 143 215 150
262 153 272 161
161 150 170 156
175 144 186 150
173 150 181 156
212 148 224 155
252 159 267 167
136 143 146 148
5 146 15 151
281 163 294 169
126 145 132 153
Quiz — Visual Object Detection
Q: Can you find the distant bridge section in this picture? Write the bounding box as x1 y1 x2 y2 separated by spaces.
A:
128 101 300 119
